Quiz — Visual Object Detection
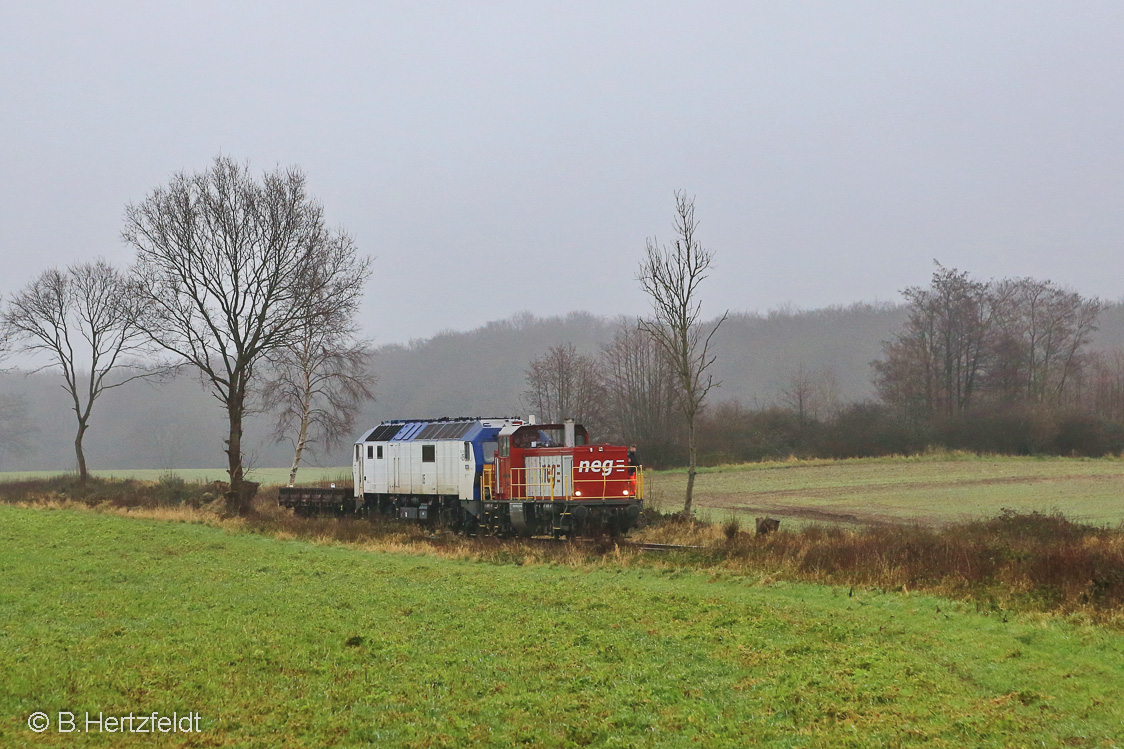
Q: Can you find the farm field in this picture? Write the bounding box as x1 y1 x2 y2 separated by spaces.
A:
3 505 1124 747
3 454 1123 528
0 466 352 486
646 454 1124 527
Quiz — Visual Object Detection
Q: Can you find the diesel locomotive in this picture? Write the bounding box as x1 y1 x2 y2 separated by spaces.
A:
279 416 645 537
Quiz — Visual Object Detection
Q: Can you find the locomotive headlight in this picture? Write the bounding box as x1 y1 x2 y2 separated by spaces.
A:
622 490 630 496
574 490 582 496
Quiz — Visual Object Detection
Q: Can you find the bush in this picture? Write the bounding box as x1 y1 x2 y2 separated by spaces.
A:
154 473 190 505
697 404 806 465
818 403 930 458
1051 413 1124 457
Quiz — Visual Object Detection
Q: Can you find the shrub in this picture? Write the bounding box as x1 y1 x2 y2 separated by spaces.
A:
819 403 929 458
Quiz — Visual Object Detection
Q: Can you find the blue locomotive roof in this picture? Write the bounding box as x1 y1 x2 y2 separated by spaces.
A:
359 418 517 444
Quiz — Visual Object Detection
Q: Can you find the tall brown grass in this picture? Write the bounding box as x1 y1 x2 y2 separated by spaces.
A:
711 511 1124 611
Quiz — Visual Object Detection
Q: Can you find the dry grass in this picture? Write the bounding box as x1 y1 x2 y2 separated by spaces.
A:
719 512 1124 611
6 475 1124 623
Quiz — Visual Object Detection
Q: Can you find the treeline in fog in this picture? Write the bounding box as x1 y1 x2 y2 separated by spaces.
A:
520 266 1124 468
1 273 1121 472
680 267 1124 467
0 304 901 471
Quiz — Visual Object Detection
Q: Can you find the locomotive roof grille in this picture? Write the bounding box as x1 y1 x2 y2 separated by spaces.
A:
417 421 475 440
365 423 405 442
393 422 426 441
360 417 525 443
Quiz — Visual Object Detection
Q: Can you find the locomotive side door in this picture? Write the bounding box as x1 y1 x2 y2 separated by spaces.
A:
371 443 388 493
458 441 474 501
353 444 364 496
387 442 401 492
419 443 438 496
561 454 573 497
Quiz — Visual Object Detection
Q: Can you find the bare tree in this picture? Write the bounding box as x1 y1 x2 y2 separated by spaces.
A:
124 156 368 514
781 363 816 430
877 267 1102 422
599 323 681 464
1082 349 1124 422
523 343 605 429
991 278 1101 405
874 263 1000 419
1 260 149 482
781 363 840 430
637 191 728 516
262 240 374 486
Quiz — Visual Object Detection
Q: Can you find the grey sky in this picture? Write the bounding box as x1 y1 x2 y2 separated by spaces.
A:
2 1 1122 345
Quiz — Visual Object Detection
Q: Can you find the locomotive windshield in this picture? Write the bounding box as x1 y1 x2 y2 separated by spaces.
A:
511 424 589 448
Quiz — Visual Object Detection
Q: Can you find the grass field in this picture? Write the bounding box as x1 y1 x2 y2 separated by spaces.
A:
0 466 353 486
645 454 1124 527
2 505 1123 747
4 453 1123 530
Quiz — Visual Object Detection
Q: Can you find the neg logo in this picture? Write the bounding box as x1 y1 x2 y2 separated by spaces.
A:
576 459 623 477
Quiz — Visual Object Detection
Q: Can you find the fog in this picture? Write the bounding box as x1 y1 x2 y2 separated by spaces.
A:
3 2 1123 345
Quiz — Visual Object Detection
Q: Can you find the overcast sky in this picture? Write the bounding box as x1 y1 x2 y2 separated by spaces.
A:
2 1 1122 345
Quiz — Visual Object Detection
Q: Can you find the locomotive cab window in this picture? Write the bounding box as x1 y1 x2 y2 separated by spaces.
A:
367 446 373 459
498 436 510 458
482 441 498 463
463 442 471 461
422 444 436 463
377 445 383 459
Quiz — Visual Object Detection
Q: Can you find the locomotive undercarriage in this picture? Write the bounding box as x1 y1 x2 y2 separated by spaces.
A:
483 499 642 538
279 488 642 538
364 493 642 537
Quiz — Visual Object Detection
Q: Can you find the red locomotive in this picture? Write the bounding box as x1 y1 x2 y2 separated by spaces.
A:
484 419 643 537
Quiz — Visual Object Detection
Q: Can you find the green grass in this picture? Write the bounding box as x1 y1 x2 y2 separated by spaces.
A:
2 505 1123 747
646 454 1124 527
0 466 352 486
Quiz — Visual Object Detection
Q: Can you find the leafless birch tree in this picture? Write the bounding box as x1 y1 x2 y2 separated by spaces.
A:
124 156 369 514
261 239 374 486
638 192 727 516
1 260 150 482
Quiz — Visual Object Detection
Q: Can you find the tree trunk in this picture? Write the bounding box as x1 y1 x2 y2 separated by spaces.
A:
288 405 312 487
225 399 247 515
75 421 88 485
683 416 696 518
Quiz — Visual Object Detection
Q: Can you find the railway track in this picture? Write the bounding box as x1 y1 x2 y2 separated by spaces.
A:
522 537 702 552
625 541 703 552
